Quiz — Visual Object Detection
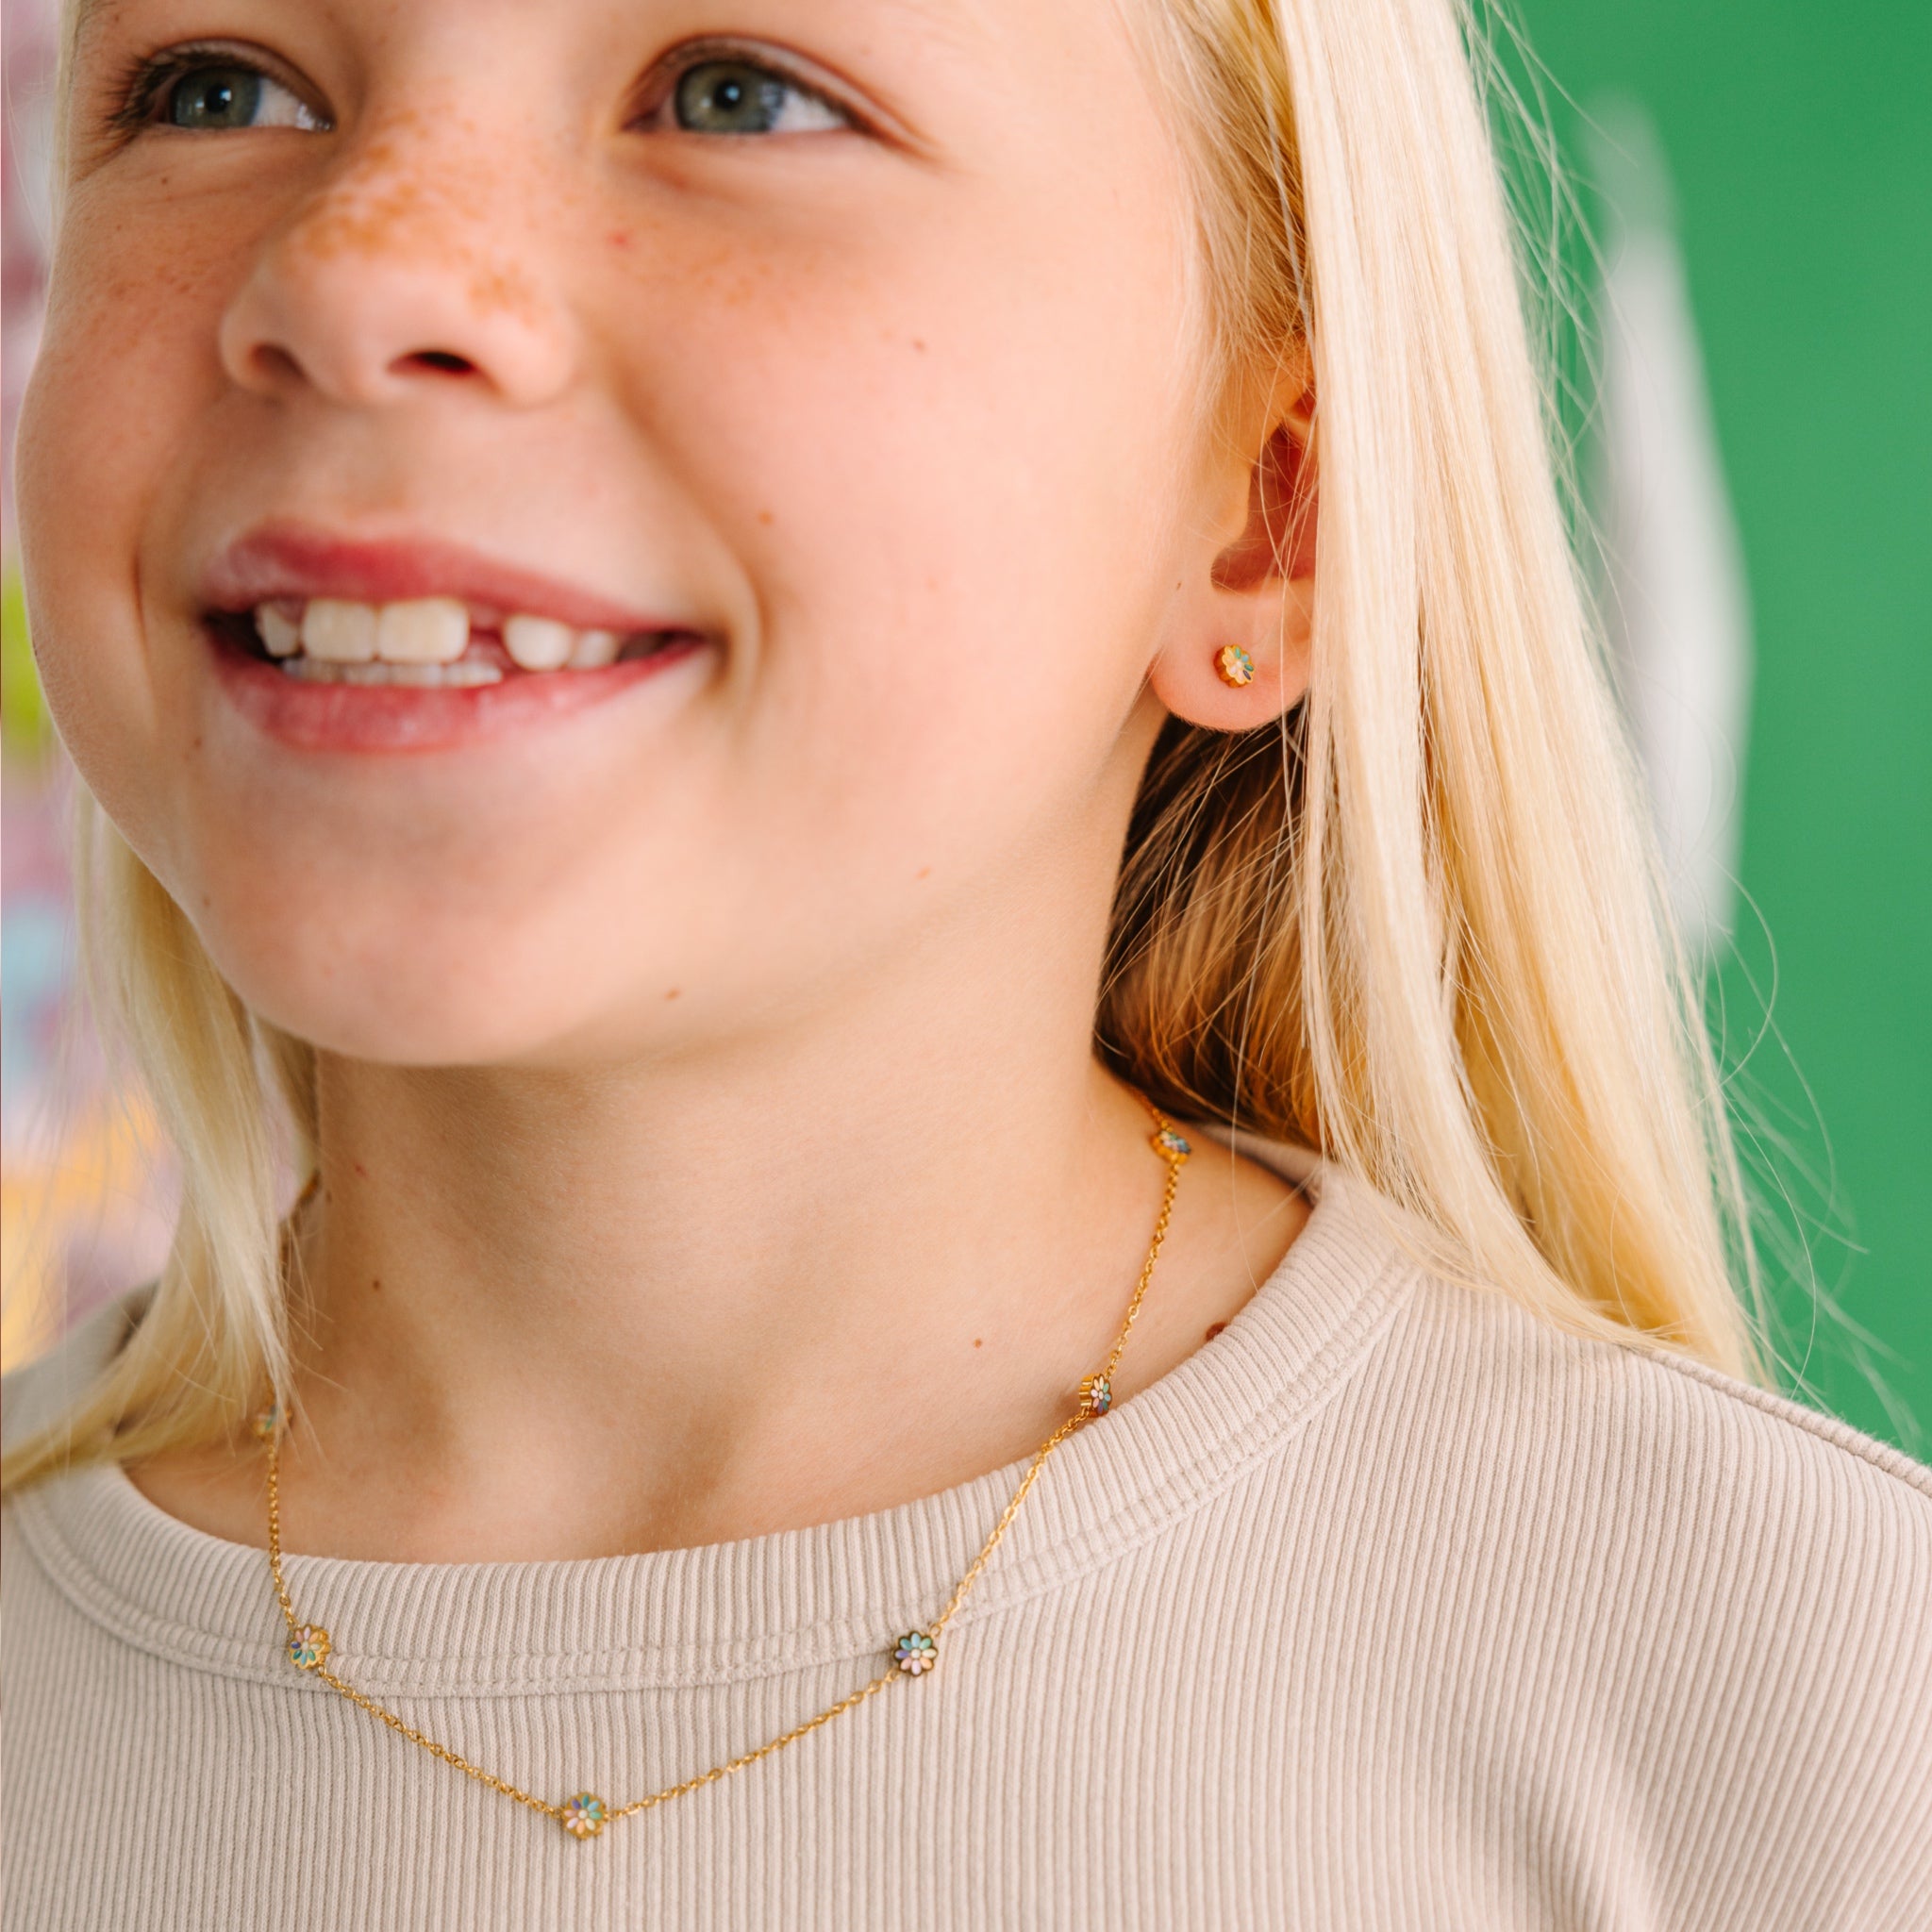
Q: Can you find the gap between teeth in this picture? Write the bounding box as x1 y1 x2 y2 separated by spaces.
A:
257 598 626 674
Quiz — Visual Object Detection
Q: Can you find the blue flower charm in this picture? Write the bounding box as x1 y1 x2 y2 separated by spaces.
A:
1152 1126 1191 1161
893 1630 939 1677
251 1401 285 1440
560 1792 608 1840
286 1624 331 1672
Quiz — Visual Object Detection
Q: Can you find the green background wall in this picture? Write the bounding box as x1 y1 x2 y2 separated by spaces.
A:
1521 0 1930 1448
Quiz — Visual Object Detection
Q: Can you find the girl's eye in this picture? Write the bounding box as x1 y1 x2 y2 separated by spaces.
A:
670 58 846 136
155 60 322 133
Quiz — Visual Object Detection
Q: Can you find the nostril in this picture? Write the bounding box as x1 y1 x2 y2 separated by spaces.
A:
250 343 306 386
399 349 478 376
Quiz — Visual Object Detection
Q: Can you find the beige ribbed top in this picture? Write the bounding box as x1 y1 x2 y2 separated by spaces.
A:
5 1157 1931 1930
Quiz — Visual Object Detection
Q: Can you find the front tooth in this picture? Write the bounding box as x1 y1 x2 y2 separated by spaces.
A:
302 599 379 662
256 605 301 657
376 597 470 664
503 615 575 672
568 628 622 669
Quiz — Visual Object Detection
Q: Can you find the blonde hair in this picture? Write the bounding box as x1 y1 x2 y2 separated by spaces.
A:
4 0 1767 1491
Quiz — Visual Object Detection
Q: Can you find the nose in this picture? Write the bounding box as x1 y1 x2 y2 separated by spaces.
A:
219 147 577 409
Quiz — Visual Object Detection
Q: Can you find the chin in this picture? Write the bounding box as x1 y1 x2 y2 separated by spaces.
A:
200 904 601 1070
244 980 562 1070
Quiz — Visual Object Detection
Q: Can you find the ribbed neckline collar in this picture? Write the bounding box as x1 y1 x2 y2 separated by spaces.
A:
11 1150 1416 1696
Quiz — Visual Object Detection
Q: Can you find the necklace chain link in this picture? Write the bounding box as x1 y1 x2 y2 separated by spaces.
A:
261 1105 1190 1839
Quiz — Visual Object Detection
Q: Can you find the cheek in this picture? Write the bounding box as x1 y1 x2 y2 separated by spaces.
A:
14 192 244 868
611 194 1198 846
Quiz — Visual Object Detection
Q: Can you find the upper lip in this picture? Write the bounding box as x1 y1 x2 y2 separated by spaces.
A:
201 523 688 634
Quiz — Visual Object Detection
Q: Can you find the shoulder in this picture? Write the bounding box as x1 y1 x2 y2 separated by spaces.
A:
1241 1155 1932 1555
1384 1254 1932 1547
1218 1150 1932 1624
1220 1188 1932 1919
1345 1245 1932 1635
1 1287 148 1458
1280 1236 1932 1910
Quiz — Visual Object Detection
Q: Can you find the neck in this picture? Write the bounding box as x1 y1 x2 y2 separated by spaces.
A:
270 902 1289 1562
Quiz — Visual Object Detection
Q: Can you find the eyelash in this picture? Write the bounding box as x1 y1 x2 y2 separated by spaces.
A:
105 41 858 142
106 43 312 137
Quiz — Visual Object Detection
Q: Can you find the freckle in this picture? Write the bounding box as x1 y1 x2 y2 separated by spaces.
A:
974 1338 983 1347
757 510 774 526
1205 1322 1227 1341
664 988 681 1001
371 1277 382 1293
608 230 631 250
912 339 927 353
916 866 932 880
469 261 540 321
353 1161 370 1179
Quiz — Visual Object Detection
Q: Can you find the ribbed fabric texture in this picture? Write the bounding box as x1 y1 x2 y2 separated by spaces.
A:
5 1158 1931 1930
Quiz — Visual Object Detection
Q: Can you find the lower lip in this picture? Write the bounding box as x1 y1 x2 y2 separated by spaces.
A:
208 626 703 754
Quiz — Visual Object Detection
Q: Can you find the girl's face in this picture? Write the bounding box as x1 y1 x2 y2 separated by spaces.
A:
21 0 1257 1067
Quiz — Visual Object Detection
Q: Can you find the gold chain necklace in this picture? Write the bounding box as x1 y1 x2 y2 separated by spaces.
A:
258 1108 1191 1840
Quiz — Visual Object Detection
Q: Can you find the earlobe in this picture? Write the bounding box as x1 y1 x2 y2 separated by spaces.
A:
1148 399 1318 732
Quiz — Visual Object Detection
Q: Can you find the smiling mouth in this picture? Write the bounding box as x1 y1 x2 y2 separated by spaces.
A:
211 594 697 686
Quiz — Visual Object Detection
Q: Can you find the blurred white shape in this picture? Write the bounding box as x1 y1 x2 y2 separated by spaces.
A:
1590 99 1754 955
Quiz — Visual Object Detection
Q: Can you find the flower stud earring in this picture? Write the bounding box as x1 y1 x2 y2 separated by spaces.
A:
1215 643 1257 688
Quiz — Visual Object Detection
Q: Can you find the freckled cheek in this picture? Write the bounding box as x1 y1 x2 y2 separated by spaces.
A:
26 208 244 530
15 219 240 816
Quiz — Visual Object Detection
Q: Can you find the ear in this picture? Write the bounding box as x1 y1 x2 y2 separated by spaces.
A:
1147 355 1316 731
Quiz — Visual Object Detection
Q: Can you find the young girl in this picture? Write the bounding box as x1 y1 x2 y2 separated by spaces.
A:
5 0 1928 1924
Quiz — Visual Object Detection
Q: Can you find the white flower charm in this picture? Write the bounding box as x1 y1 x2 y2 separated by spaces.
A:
1215 642 1257 688
560 1792 608 1840
893 1630 939 1677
